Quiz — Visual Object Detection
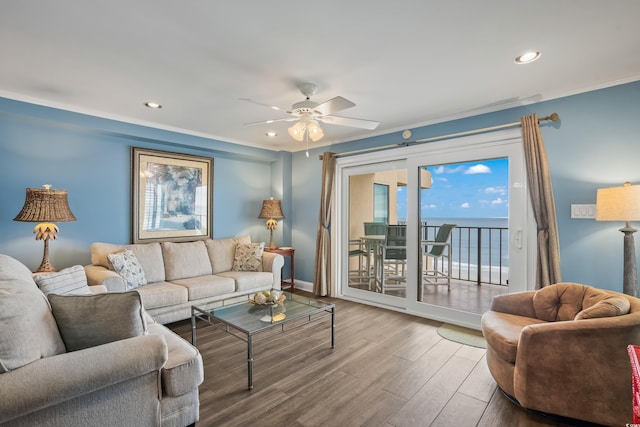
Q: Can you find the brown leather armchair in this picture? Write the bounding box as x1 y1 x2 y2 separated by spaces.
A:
481 282 640 426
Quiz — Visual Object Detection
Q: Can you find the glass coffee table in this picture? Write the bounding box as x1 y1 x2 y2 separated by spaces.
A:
191 291 335 389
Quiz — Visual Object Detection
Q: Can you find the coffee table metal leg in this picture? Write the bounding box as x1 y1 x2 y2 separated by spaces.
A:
331 307 335 348
247 335 253 390
191 309 197 345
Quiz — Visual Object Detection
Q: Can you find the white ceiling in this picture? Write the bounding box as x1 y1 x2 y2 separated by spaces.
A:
1 1 639 152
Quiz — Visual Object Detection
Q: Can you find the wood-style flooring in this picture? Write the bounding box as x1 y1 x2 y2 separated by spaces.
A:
168 293 598 427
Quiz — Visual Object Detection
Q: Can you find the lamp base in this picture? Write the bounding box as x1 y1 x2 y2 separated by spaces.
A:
36 238 57 273
622 223 638 297
268 229 277 250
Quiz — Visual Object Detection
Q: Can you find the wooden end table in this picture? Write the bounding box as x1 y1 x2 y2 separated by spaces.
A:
265 247 295 292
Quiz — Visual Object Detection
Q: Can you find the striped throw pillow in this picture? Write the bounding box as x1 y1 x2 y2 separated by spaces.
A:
33 265 92 295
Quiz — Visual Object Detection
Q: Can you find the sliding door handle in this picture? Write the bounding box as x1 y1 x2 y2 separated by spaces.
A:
514 229 523 249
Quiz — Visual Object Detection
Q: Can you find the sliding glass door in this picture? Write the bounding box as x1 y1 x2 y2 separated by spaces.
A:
337 128 534 328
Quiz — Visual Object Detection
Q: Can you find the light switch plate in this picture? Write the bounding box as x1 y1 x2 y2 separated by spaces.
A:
571 204 596 219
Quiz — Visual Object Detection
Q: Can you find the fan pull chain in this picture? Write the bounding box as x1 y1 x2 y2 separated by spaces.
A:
305 130 309 157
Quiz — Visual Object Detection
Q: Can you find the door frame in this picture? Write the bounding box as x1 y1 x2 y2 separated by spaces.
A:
333 128 536 328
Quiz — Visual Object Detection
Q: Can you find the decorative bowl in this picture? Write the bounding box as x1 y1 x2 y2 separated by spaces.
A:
248 290 286 305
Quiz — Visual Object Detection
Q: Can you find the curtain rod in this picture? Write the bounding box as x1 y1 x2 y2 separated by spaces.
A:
319 113 559 160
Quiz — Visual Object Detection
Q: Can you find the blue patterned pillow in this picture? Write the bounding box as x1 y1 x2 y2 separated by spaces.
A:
107 249 147 290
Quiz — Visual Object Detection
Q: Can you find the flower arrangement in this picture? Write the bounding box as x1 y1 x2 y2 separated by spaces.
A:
248 290 286 305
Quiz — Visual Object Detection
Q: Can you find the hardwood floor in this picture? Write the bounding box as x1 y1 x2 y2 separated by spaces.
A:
168 294 595 427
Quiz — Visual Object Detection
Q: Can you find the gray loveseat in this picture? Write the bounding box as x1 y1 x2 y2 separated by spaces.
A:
84 236 284 324
0 254 203 427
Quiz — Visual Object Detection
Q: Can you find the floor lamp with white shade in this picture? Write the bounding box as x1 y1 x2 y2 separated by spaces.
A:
596 182 640 296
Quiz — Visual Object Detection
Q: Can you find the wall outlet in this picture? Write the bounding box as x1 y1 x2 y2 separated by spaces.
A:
571 204 596 219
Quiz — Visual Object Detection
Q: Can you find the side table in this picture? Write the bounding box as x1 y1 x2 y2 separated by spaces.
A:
264 247 295 292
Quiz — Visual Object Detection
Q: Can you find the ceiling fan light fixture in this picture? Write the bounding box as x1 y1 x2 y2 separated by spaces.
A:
307 121 324 142
288 121 306 142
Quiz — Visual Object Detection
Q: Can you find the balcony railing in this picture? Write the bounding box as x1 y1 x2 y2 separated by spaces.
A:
397 222 509 286
425 223 508 286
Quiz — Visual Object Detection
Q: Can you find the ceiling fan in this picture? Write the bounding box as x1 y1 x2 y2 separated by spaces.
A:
244 83 379 142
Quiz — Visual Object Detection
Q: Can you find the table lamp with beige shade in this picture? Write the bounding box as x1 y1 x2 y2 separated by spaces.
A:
258 197 284 250
13 184 76 273
596 181 640 296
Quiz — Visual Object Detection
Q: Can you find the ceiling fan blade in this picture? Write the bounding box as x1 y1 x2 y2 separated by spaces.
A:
313 96 355 116
239 98 290 113
244 117 297 126
318 115 380 130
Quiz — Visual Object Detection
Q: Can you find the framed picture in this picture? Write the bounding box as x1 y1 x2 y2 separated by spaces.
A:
131 147 213 243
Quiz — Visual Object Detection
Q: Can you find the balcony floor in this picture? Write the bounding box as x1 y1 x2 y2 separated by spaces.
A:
348 278 508 315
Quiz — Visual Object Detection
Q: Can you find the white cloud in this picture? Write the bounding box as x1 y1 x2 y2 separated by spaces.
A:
436 177 448 182
446 165 465 174
461 202 470 208
433 165 465 174
464 164 491 174
422 203 437 209
485 186 506 195
491 198 505 205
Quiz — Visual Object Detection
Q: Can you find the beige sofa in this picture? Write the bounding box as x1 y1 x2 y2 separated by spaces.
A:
84 236 284 324
481 282 640 426
0 254 203 427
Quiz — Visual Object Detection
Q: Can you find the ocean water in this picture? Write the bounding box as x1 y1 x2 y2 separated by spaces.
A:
422 217 509 284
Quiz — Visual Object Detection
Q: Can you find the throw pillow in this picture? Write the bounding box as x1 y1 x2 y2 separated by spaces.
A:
107 249 147 290
232 242 265 272
33 265 92 295
48 292 147 352
0 255 66 373
575 296 631 320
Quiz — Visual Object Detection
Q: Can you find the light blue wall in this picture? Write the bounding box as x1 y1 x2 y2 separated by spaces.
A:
2 81 639 291
291 80 640 292
0 98 291 272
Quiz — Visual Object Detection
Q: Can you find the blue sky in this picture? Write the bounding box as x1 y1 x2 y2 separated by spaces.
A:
397 157 509 219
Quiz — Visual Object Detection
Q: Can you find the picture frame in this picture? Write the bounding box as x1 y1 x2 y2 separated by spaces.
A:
131 147 213 243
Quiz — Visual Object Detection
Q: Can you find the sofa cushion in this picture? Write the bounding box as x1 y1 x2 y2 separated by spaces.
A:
481 311 546 363
33 265 92 295
91 242 165 283
108 249 148 290
125 242 165 283
232 242 265 272
217 271 273 292
532 282 590 321
575 296 631 320
147 323 204 396
205 235 251 274
48 292 147 352
135 281 189 309
0 255 66 372
90 242 124 268
162 241 212 281
170 275 235 300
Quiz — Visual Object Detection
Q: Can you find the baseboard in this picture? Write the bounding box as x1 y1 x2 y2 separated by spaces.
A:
291 279 313 293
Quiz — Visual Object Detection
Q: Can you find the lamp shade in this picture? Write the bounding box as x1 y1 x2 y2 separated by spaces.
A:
596 182 640 222
258 198 285 220
14 187 76 223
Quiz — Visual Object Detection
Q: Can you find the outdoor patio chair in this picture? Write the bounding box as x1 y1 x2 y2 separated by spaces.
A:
348 239 369 287
421 224 456 294
382 224 407 293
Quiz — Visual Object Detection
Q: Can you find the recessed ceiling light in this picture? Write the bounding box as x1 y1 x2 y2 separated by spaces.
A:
144 101 162 109
515 51 541 64
265 131 277 137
